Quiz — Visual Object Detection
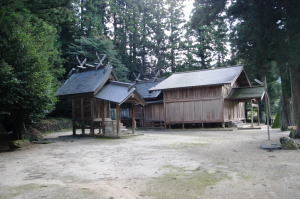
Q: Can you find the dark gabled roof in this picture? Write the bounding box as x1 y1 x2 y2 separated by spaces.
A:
150 66 247 90
95 81 144 105
56 67 115 96
135 79 163 99
227 86 265 100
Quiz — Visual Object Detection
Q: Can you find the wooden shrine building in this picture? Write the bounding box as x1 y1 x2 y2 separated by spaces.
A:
134 79 164 126
57 65 144 137
150 66 265 127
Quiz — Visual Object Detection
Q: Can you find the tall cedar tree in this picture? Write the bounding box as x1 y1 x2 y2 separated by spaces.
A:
191 0 229 69
166 0 185 72
0 3 63 139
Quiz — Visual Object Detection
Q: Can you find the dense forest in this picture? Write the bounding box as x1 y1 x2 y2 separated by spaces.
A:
0 0 299 139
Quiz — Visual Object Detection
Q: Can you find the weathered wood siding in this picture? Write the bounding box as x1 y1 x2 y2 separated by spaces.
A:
72 97 108 121
222 83 246 121
164 86 224 123
223 100 245 121
144 103 164 122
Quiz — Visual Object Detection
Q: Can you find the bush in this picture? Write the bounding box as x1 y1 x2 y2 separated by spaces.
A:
33 118 72 133
280 137 299 150
289 129 300 139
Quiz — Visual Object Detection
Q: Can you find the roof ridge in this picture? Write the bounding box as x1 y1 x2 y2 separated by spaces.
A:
134 78 164 84
110 80 133 87
232 86 264 89
173 65 243 75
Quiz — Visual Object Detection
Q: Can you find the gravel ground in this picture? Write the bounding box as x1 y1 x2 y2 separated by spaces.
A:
0 127 299 199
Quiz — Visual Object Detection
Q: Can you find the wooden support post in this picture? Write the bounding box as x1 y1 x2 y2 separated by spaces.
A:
251 100 254 127
222 122 225 128
90 98 95 135
108 101 111 118
81 98 85 135
201 123 204 128
72 121 76 136
182 123 185 129
132 104 136 134
257 102 260 126
116 104 120 136
72 99 76 136
163 92 167 129
101 100 105 135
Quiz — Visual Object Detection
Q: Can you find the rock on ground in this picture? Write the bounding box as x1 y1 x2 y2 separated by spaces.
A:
280 136 299 150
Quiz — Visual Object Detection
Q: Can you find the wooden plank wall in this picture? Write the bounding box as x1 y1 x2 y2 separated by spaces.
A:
164 86 224 124
73 97 108 121
222 83 246 122
144 103 164 122
223 100 245 121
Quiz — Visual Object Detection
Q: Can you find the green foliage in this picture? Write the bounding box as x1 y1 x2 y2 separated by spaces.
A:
289 129 297 139
0 5 63 137
34 117 72 133
191 0 300 129
68 36 128 81
190 0 229 69
272 112 281 129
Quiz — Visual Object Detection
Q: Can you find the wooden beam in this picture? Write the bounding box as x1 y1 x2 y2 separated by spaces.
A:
116 104 120 136
81 98 85 135
101 100 105 135
251 100 254 127
132 104 136 134
108 101 111 118
257 102 260 126
164 97 223 103
72 99 76 136
90 98 94 135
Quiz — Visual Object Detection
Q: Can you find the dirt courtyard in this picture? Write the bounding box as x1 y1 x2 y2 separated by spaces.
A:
1 128 300 199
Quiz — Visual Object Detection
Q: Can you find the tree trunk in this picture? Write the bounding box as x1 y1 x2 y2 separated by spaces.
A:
11 111 25 140
280 96 289 130
280 67 292 130
291 66 300 133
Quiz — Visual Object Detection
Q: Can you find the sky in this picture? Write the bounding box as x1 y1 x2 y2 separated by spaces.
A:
183 0 195 20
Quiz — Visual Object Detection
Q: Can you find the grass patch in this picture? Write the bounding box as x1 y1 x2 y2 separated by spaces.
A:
0 184 41 198
0 183 105 199
239 174 253 181
143 166 226 199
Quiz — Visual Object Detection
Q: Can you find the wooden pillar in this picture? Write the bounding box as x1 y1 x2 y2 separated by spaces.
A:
257 101 260 126
251 100 254 127
101 100 105 135
222 122 225 128
116 104 120 136
72 99 76 136
81 97 85 135
90 98 95 135
142 106 145 127
108 101 111 118
182 123 185 129
132 104 136 134
163 92 167 129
